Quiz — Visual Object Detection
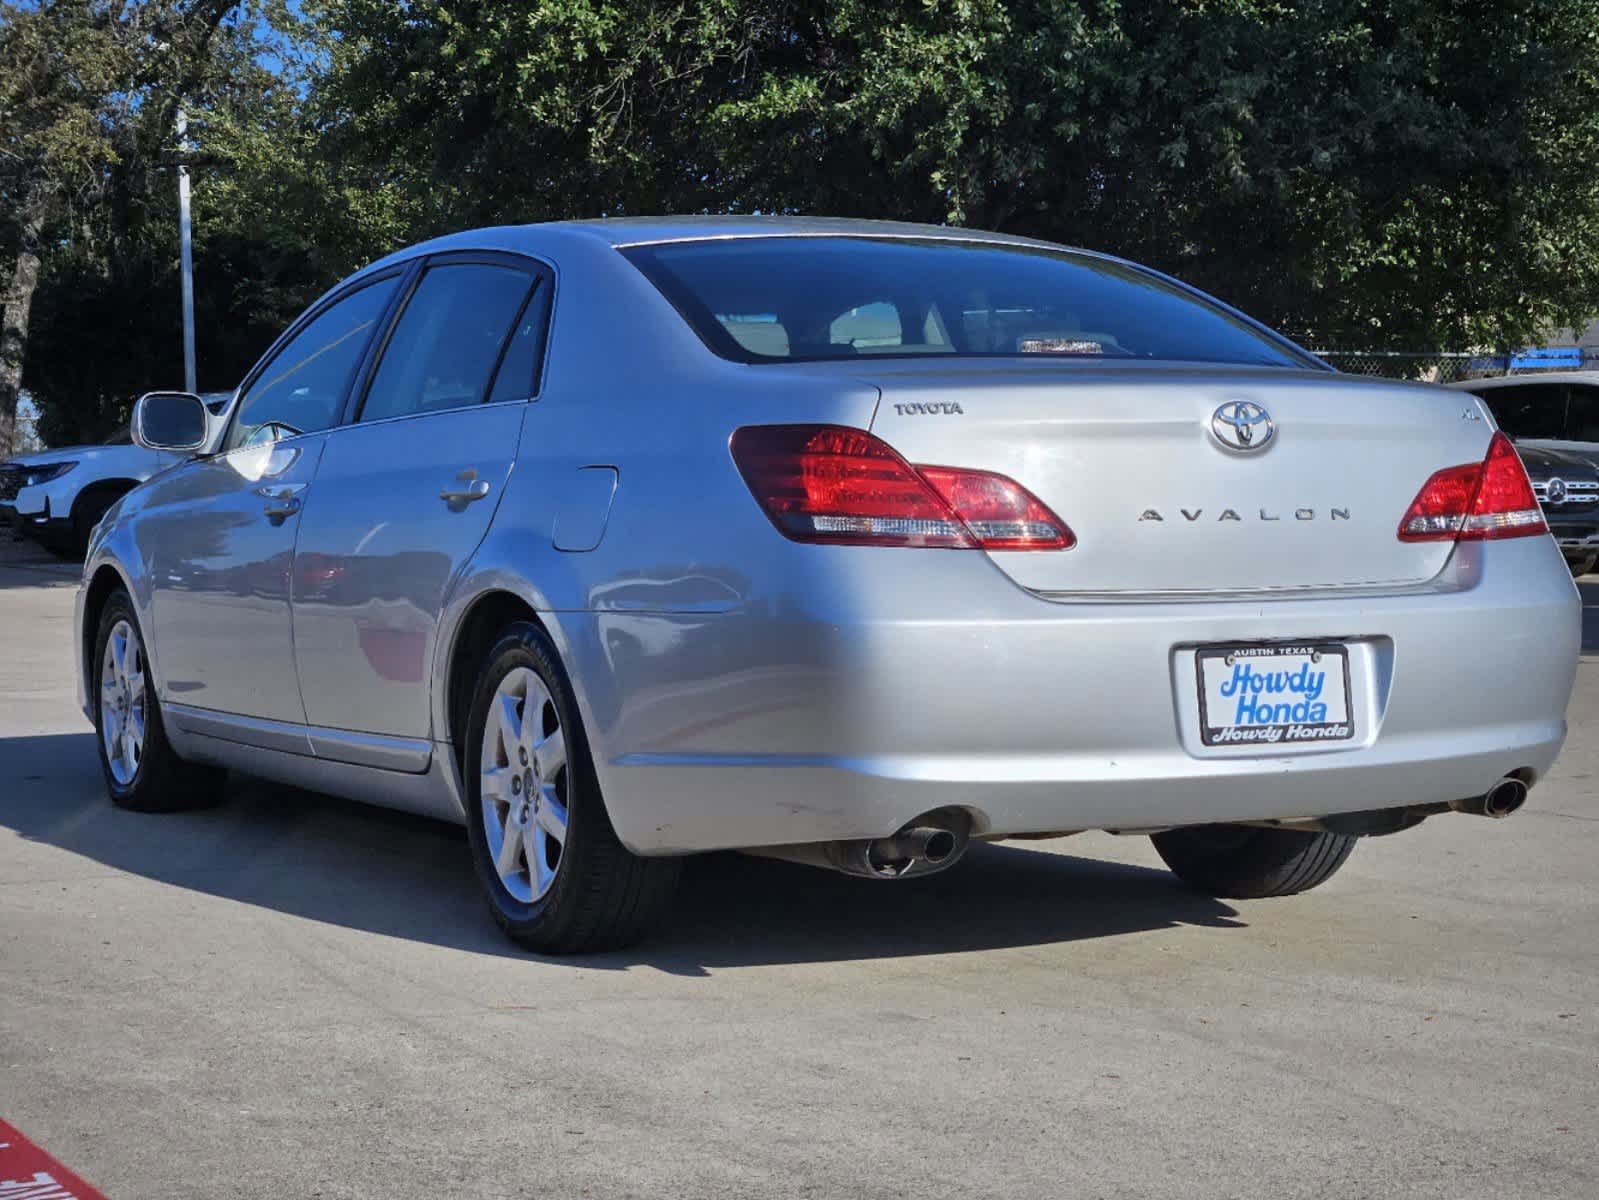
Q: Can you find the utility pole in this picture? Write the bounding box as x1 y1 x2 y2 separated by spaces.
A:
177 108 197 393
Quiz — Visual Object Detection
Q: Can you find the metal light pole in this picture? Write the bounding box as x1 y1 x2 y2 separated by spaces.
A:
177 108 197 393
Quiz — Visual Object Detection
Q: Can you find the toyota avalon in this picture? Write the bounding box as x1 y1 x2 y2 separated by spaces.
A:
77 218 1580 952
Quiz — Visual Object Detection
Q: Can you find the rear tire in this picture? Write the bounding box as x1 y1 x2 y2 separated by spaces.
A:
1150 824 1356 898
463 621 679 954
93 588 224 811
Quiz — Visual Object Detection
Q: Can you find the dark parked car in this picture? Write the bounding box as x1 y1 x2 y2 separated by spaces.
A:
1450 372 1599 468
1516 443 1599 576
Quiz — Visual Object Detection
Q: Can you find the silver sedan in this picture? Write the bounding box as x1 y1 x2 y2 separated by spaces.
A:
77 218 1580 952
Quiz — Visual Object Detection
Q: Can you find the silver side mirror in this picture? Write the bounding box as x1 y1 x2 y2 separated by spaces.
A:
133 391 209 452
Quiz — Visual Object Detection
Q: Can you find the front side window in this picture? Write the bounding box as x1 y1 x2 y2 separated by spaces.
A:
359 263 536 423
623 236 1310 368
1471 384 1567 440
228 276 399 451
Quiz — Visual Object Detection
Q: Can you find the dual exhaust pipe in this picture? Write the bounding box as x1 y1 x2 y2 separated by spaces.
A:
748 808 972 880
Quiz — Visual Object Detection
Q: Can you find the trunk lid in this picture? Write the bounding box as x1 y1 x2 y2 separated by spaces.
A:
855 362 1490 595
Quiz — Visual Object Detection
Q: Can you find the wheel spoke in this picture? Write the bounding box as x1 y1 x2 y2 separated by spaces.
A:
102 703 122 746
495 808 525 878
521 688 546 755
110 629 128 686
531 827 557 893
121 729 139 775
127 669 145 702
495 692 523 755
536 788 567 844
534 726 566 784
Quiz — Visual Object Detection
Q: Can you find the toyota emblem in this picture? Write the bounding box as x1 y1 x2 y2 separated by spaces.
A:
1211 400 1276 452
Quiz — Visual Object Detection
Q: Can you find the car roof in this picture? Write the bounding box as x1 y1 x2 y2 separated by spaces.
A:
1449 371 1599 390
553 215 1066 250
360 216 1081 278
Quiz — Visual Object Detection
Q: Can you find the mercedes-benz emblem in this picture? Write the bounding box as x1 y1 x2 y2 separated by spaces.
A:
1547 477 1568 504
1211 400 1275 452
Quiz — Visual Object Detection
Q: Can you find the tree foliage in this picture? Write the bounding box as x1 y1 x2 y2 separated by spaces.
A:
7 1 1599 448
310 0 1599 349
1 1 406 446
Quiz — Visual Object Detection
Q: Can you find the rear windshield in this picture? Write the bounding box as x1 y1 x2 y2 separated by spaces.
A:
1464 383 1567 440
623 236 1310 368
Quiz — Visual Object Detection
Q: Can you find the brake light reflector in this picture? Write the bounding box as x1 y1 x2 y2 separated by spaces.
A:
1397 432 1546 542
730 425 1073 550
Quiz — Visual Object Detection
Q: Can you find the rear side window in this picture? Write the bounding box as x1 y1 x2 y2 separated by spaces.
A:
1564 385 1599 442
360 263 536 423
228 276 399 451
1470 384 1567 439
622 236 1309 368
486 279 552 404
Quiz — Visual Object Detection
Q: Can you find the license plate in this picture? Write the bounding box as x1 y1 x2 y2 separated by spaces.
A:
1196 643 1353 747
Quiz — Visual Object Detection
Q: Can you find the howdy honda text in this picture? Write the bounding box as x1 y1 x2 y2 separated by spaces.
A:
1198 644 1356 747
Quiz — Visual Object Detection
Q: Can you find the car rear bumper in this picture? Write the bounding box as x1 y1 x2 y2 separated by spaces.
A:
569 536 1580 855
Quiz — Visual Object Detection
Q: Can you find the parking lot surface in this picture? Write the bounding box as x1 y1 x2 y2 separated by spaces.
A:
2 533 1596 1199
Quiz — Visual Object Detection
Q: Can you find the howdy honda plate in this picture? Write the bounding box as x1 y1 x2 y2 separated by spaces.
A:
1196 643 1353 747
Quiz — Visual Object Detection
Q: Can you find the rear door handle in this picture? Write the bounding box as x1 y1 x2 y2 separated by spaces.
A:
440 469 492 509
256 482 306 520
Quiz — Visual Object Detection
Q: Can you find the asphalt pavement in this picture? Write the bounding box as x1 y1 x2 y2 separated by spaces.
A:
1 532 1596 1198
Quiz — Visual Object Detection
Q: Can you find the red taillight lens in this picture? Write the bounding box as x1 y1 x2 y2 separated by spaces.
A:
730 425 1073 550
1398 432 1547 542
917 466 1075 550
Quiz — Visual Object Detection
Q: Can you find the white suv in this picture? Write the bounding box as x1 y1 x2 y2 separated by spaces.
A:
1 393 232 556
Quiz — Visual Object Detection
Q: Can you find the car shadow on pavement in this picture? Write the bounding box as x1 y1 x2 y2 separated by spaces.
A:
0 560 80 590
1 732 1243 975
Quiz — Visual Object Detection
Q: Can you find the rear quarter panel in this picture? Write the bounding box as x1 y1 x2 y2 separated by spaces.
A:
435 239 883 766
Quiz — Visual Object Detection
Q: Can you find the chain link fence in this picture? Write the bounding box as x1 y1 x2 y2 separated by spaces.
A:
1314 350 1599 384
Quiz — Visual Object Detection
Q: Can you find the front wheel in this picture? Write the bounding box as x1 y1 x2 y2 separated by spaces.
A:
463 621 679 954
93 589 223 811
1150 824 1357 898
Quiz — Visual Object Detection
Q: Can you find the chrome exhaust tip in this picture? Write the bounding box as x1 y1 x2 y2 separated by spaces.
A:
865 819 967 877
744 809 973 880
1451 775 1530 819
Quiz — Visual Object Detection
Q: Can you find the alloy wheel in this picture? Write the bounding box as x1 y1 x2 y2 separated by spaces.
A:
100 618 147 787
479 666 570 902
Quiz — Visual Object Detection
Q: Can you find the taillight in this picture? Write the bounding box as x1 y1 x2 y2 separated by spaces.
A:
730 424 1074 550
1398 432 1547 542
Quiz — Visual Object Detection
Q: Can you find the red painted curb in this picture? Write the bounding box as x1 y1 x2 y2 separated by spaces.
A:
0 1120 110 1199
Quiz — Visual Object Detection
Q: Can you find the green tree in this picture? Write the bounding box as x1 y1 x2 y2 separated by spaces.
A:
0 1 245 452
308 0 1599 351
2 1 408 448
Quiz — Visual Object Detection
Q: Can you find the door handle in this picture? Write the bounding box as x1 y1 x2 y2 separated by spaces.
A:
256 482 306 521
440 469 492 509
